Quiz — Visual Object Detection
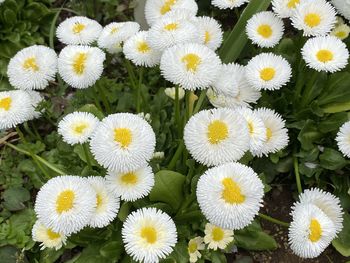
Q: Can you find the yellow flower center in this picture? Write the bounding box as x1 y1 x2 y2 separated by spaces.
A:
309 219 322 242
23 57 39 72
204 31 211 44
248 121 254 135
304 13 321 28
260 67 276 81
257 24 273 38
212 227 224 241
207 120 229 144
188 242 197 253
96 193 103 208
316 49 333 63
72 23 86 34
221 178 245 204
137 41 151 53
56 190 75 213
0 97 12 111
335 31 347 39
164 22 178 31
114 128 132 148
181 53 201 72
46 229 61 240
266 127 272 141
72 52 88 75
160 0 177 15
141 226 157 244
120 172 138 185
287 0 300 9
110 27 119 34
73 123 88 134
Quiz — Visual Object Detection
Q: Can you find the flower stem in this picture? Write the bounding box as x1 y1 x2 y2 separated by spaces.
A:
293 154 302 194
96 83 112 114
82 143 92 170
193 90 207 114
258 213 290 228
137 67 144 113
168 140 185 170
299 70 318 108
174 86 181 136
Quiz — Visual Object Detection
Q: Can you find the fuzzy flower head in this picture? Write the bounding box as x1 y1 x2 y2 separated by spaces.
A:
123 31 162 67
291 0 337 37
331 0 350 21
90 113 156 173
193 16 223 51
211 0 249 9
203 223 234 250
97 22 140 54
188 237 205 263
106 165 155 202
197 162 264 230
302 36 349 73
160 43 221 90
34 176 97 235
331 23 350 40
58 45 106 89
289 203 337 258
32 220 67 250
122 208 177 263
336 120 350 158
246 11 285 48
58 111 99 145
56 16 102 45
245 53 292 91
272 0 301 18
7 45 57 90
164 87 186 100
145 0 198 26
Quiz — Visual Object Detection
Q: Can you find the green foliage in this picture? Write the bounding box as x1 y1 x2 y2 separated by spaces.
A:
332 213 350 257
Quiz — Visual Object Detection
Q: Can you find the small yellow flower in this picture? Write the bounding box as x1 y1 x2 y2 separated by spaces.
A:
188 237 205 262
203 223 234 250
331 24 350 40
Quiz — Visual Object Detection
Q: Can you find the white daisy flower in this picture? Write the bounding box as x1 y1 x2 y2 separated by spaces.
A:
123 31 162 67
236 107 267 154
184 108 250 166
162 8 197 21
331 23 350 40
147 16 199 52
122 207 177 263
97 22 140 54
164 87 186 100
58 111 99 145
336 121 350 158
246 11 284 48
90 113 156 173
301 36 349 73
197 162 264 230
0 90 39 130
251 108 289 157
291 0 337 37
32 220 67 250
296 188 343 235
153 151 165 159
58 45 106 89
105 165 155 202
289 203 337 258
160 43 221 90
203 223 234 250
7 45 57 90
331 0 350 21
34 175 96 235
26 90 43 120
145 0 198 26
86 176 120 228
211 0 249 9
272 0 301 18
56 16 102 45
245 53 292 91
188 237 205 263
192 16 223 51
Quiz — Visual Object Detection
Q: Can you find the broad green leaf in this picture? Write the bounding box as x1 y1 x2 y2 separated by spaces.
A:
0 246 23 263
100 241 123 262
297 120 323 150
78 104 105 120
166 240 188 263
73 144 99 167
332 212 350 257
149 170 186 210
318 72 350 105
210 251 227 263
319 148 347 170
3 187 30 211
118 202 131 222
323 101 350 113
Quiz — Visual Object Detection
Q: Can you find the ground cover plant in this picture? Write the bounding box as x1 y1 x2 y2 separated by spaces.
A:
1 0 350 262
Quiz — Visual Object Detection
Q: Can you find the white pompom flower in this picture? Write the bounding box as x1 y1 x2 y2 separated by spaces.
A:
272 0 301 18
197 162 264 230
246 11 284 48
331 0 350 21
122 207 177 263
211 0 249 9
331 23 350 40
90 113 156 173
86 176 120 228
204 223 234 251
58 45 106 89
7 45 57 90
192 16 223 51
160 43 221 90
290 0 337 37
184 108 250 166
106 164 155 201
301 36 349 73
245 53 292 91
34 176 97 235
32 220 67 250
123 31 162 67
56 16 102 45
337 121 350 158
58 111 99 145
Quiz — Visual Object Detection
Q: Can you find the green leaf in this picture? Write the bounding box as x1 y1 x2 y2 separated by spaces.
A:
118 202 131 222
73 144 99 167
3 9 17 25
100 241 123 262
3 187 30 211
210 251 227 263
166 240 188 263
332 212 350 257
319 148 347 170
149 170 186 210
0 246 22 263
219 0 272 63
297 120 323 150
318 72 350 106
78 104 105 120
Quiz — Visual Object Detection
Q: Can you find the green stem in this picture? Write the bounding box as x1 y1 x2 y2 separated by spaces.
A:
96 83 112 114
31 155 51 181
300 71 319 107
125 59 137 89
15 126 26 143
137 67 144 113
293 154 302 194
174 86 181 135
51 8 81 15
82 143 92 170
168 141 184 170
193 90 207 114
258 213 290 228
